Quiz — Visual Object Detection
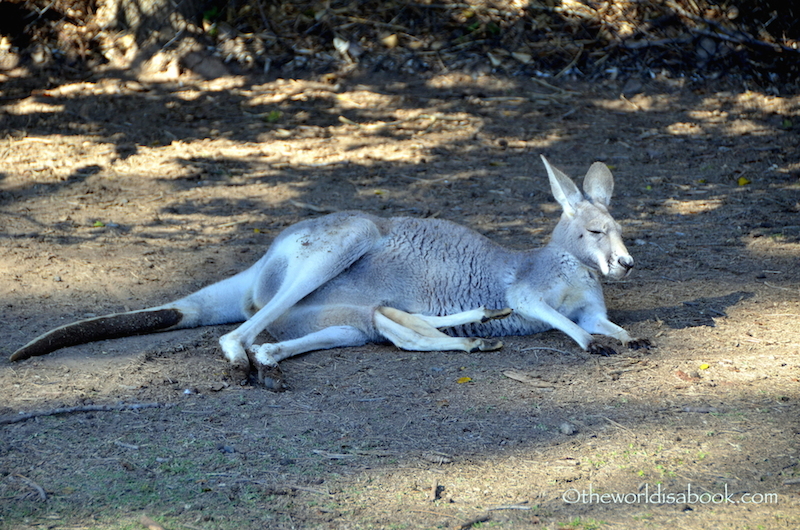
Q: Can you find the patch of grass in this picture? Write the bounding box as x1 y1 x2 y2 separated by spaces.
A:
558 517 607 529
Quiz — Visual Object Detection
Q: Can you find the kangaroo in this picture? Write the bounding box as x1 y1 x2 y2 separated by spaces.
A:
10 156 649 389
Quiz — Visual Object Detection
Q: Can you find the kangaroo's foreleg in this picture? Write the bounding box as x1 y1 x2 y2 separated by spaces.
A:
578 314 652 350
413 307 512 328
510 297 607 353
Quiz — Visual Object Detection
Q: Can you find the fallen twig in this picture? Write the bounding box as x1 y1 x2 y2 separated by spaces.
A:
430 479 443 502
0 402 171 425
599 415 634 434
410 509 459 519
502 370 556 390
13 474 47 501
554 44 583 79
458 514 491 529
519 346 575 356
488 504 532 511
289 199 337 213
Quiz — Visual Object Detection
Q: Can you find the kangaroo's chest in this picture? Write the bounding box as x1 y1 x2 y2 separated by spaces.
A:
547 266 603 320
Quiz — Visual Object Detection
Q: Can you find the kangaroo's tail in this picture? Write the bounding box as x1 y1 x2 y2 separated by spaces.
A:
10 308 184 361
9 265 259 362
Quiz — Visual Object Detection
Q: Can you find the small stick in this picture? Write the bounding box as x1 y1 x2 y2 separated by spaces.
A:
0 403 170 425
430 479 442 501
599 415 634 434
554 44 583 79
458 514 491 529
409 509 459 519
286 485 331 496
14 474 47 500
520 346 581 357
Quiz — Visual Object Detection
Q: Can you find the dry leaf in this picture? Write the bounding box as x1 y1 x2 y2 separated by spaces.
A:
381 34 398 48
674 370 700 382
511 51 532 64
503 370 554 388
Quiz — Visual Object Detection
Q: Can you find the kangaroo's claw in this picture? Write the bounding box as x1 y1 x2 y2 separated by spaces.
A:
587 341 618 356
627 338 652 350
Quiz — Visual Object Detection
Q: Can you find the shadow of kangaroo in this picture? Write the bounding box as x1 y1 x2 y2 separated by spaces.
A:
10 156 650 389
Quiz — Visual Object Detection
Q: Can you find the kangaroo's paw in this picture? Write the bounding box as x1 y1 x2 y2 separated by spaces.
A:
219 334 252 385
587 341 618 356
626 338 652 350
247 344 287 391
481 307 513 322
468 338 504 353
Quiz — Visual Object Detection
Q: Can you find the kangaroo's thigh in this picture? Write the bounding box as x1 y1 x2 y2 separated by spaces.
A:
220 214 381 369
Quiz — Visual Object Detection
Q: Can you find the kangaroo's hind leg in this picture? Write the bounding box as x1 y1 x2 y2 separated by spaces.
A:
248 325 369 389
218 214 381 378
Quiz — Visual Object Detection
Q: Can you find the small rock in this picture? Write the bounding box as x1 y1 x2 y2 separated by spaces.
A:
621 78 643 97
560 422 576 435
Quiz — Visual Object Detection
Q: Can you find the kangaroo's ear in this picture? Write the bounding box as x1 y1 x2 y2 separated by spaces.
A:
541 155 582 216
583 162 614 207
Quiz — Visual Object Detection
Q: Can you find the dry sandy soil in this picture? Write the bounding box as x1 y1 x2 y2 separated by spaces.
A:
1 65 799 529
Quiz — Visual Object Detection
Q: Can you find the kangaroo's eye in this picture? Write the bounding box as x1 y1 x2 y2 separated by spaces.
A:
588 229 604 235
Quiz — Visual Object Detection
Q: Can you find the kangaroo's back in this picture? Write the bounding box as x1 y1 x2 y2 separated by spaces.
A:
284 216 547 338
369 216 520 314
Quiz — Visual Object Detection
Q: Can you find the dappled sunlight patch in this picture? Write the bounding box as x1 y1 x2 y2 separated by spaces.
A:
590 93 679 113
426 72 519 92
665 121 705 136
682 109 776 136
662 197 724 215
745 235 800 262
710 90 800 116
4 98 64 116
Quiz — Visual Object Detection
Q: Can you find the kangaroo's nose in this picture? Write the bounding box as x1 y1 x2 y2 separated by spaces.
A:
618 255 634 270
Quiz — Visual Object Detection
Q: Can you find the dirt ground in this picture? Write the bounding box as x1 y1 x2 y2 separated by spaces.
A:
1 64 799 530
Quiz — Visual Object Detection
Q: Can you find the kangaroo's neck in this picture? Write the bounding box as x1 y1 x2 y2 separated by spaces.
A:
512 235 592 282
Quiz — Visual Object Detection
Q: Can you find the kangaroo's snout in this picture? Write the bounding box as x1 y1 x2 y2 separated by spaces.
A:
618 255 634 272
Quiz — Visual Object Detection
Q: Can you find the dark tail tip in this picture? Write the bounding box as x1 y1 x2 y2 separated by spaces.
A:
9 308 183 362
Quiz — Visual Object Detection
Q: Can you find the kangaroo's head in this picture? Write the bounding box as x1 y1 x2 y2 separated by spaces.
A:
541 155 634 279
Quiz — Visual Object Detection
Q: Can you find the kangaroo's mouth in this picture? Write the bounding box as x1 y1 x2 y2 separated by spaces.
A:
607 255 634 279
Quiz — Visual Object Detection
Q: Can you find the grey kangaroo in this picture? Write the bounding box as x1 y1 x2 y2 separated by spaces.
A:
10 156 649 389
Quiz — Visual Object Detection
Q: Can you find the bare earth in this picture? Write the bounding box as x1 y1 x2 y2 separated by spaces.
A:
1 68 799 529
